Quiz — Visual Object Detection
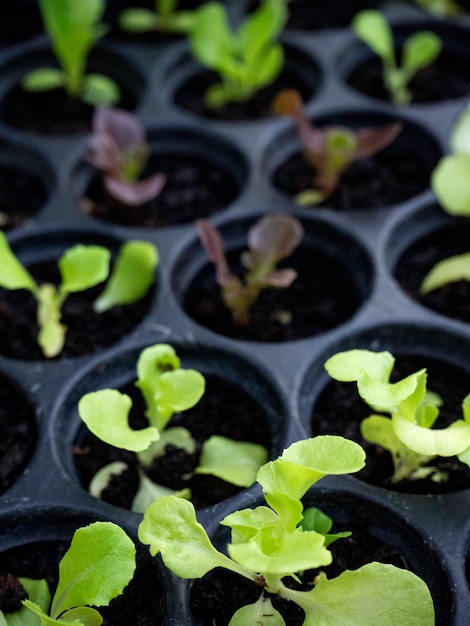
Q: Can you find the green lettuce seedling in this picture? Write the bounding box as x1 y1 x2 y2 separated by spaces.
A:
189 0 287 109
0 234 158 357
0 521 135 626
325 349 470 483
272 89 402 205
139 435 434 625
78 343 268 512
352 10 442 106
196 214 304 325
119 0 196 35
413 0 462 16
22 0 120 108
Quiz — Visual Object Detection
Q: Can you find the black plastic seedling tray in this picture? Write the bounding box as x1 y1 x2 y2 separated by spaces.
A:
1 1 470 624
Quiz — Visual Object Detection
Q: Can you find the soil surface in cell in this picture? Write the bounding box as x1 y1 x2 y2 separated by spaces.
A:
0 164 48 229
395 220 470 324
312 354 470 493
0 259 153 360
82 153 240 227
74 374 271 509
0 542 163 626
184 246 363 342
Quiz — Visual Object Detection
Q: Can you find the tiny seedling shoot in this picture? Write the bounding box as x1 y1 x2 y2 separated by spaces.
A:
138 436 435 626
78 343 268 512
413 0 462 16
86 108 166 206
0 233 158 358
352 10 442 106
325 349 470 484
0 521 136 626
272 89 402 205
119 0 197 35
196 213 304 325
189 0 287 109
22 0 120 108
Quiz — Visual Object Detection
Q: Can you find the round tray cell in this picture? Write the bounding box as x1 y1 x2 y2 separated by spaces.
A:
389 203 470 325
170 42 322 122
0 508 165 626
74 126 248 228
0 372 36 496
0 229 156 360
341 21 470 105
0 139 54 230
173 214 373 342
302 323 470 494
189 490 452 626
0 43 145 134
54 341 286 511
266 109 441 211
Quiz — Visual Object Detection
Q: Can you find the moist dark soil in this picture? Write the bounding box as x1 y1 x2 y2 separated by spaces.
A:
347 51 470 104
0 541 164 626
0 164 48 229
312 354 470 493
394 220 470 323
184 247 364 342
272 130 434 210
0 375 36 494
173 68 316 122
74 374 271 509
82 153 240 227
0 259 154 360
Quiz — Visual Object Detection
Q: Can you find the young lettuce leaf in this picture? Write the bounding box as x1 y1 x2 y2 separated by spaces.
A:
119 0 196 34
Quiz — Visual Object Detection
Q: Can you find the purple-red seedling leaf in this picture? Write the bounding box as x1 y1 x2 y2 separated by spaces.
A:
196 219 234 287
246 213 304 266
263 268 298 288
93 107 146 152
104 172 166 206
353 122 403 159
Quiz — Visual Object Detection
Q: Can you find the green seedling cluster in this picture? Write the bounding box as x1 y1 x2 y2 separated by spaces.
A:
352 10 442 106
119 0 196 35
325 349 470 483
0 234 158 357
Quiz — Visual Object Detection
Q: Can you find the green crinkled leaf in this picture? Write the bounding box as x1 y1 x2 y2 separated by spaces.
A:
221 506 278 544
136 343 180 420
352 10 394 60
239 0 285 65
393 413 470 457
0 231 37 292
325 349 395 384
131 469 191 513
154 369 205 429
22 68 65 92
229 594 285 626
78 389 160 452
93 241 158 313
190 3 233 70
358 369 422 414
59 245 110 295
195 435 268 487
420 253 470 294
402 31 441 72
431 153 470 216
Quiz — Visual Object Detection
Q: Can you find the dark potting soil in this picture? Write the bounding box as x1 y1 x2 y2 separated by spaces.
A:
0 165 48 229
0 260 154 360
347 51 470 104
311 354 470 493
0 374 36 494
74 374 271 509
184 247 362 342
271 131 433 210
394 220 470 324
174 68 316 122
0 541 164 626
82 153 240 227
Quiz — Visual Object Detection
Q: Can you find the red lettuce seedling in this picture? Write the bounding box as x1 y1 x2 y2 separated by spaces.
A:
196 213 304 325
86 108 166 206
272 89 402 205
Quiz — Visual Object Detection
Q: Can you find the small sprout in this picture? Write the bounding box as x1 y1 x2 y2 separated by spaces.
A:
0 522 136 626
78 343 268 512
196 213 304 325
272 89 402 205
189 0 287 109
138 436 434 625
119 0 197 35
352 10 442 106
413 0 462 16
325 349 470 484
0 233 158 357
87 108 166 206
22 0 120 108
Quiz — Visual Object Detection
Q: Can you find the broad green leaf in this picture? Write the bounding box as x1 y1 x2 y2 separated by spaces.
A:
138 496 253 580
221 506 278 544
393 413 470 456
59 245 110 295
402 31 442 72
420 253 470 294
89 461 129 498
153 369 205 430
239 0 286 65
325 349 395 384
299 508 350 547
450 103 470 154
361 414 406 453
190 3 233 70
285 563 434 626
131 469 191 513
81 74 120 108
22 68 65 92
138 426 196 466
358 369 421 413
229 594 285 626
352 10 394 61
0 231 37 292
195 435 268 487
93 241 158 313
51 522 136 619
78 389 160 452
119 9 158 32
57 607 103 625
431 153 470 215
246 44 283 92
3 578 51 626
136 344 180 405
